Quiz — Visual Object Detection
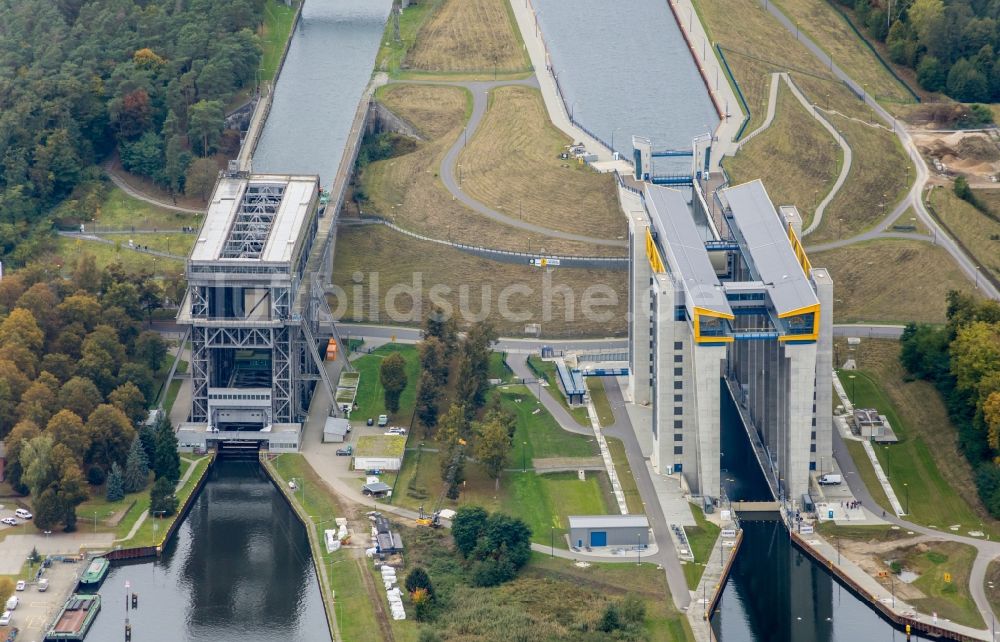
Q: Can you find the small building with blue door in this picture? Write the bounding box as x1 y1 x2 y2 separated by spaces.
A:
568 515 650 548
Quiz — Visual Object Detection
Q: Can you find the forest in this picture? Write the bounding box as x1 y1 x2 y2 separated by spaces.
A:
0 252 181 530
842 0 1000 102
900 291 1000 517
0 0 266 265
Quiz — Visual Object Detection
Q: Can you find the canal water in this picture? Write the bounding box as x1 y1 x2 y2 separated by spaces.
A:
715 385 932 642
531 0 718 155
86 461 329 641
253 0 393 179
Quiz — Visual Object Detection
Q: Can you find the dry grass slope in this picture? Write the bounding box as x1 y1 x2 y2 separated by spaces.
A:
773 0 912 103
407 0 529 73
363 84 620 256
331 225 628 337
725 85 839 227
810 239 978 324
459 86 625 240
929 187 1000 283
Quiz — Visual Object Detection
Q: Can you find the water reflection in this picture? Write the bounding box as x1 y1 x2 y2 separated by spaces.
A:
253 0 393 178
87 460 328 642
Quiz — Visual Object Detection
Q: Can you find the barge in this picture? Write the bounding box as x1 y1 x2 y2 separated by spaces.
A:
44 594 100 641
77 557 108 589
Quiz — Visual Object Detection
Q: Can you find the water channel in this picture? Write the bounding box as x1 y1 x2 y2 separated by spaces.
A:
87 461 329 641
253 0 393 177
531 0 718 155
714 386 932 642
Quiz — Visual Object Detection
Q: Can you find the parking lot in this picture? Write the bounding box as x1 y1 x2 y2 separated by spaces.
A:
2 557 82 642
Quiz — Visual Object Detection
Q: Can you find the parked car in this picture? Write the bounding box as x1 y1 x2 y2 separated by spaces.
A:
0 518 17 527
37 579 48 592
6 596 18 611
336 445 353 456
386 427 406 435
377 415 388 427
13 510 31 520
366 417 374 426
13 583 23 593
0 610 10 626
818 473 842 485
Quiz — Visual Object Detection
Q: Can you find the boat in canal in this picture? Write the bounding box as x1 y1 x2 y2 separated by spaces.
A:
77 558 108 589
44 594 100 641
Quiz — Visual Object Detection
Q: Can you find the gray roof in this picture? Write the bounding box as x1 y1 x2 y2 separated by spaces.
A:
721 181 818 316
324 417 350 436
644 185 731 318
191 174 318 264
363 482 392 493
568 515 650 529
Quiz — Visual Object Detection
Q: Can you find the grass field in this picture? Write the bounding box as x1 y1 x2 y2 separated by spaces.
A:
350 344 421 426
269 454 381 641
810 239 978 324
527 356 591 425
331 226 628 338
586 377 614 427
724 84 840 227
842 438 893 511
363 84 617 257
501 385 598 464
375 0 439 75
771 0 913 103
815 522 909 543
987 559 1000 619
96 232 196 258
50 237 185 275
260 0 298 83
407 0 530 74
837 360 1000 538
898 541 984 629
510 471 612 548
607 438 644 514
928 187 1000 283
682 505 721 589
92 186 201 230
458 86 625 239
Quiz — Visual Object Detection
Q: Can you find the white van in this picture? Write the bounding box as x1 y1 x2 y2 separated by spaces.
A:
818 473 843 485
6 596 18 611
37 578 49 592
0 611 10 626
13 509 31 520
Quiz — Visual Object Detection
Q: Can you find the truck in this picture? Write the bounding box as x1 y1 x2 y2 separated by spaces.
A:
818 473 842 485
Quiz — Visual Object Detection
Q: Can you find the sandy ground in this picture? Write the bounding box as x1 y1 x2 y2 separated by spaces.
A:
911 129 1000 187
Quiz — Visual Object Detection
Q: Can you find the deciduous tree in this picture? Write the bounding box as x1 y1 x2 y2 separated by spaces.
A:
379 352 408 414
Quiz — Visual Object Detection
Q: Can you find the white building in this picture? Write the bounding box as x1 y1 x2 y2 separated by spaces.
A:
628 179 832 503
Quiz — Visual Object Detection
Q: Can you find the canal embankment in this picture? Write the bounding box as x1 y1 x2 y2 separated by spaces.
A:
688 507 743 642
791 526 992 642
237 0 306 171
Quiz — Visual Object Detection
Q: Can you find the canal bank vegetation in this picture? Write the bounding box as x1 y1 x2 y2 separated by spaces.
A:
681 506 721 590
835 335 1000 536
405 0 531 76
266 454 385 641
606 438 644 514
587 378 615 427
260 0 299 85
811 240 979 324
723 84 841 229
457 86 625 240
987 560 1000 618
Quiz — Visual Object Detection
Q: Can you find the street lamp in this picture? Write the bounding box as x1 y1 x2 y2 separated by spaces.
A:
521 441 527 472
904 482 909 515
636 533 641 566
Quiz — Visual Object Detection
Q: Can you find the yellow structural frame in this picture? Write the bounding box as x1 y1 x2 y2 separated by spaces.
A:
693 306 735 344
787 223 812 275
777 302 820 342
646 228 666 273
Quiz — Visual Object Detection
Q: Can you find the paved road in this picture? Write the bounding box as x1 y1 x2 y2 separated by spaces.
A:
834 427 1000 630
104 163 203 214
390 77 627 249
601 376 692 610
759 0 1000 301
